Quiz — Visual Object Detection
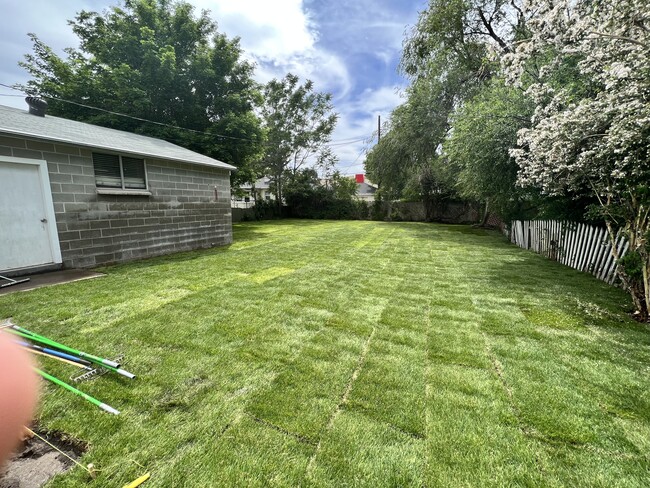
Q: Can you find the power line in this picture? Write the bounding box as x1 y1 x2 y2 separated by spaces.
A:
330 130 378 170
326 134 374 144
327 138 369 147
0 82 372 148
336 146 368 171
0 82 262 143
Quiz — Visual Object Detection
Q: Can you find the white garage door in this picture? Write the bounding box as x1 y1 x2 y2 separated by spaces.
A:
0 157 62 272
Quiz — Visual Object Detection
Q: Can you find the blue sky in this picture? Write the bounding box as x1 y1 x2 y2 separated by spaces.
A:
0 0 425 175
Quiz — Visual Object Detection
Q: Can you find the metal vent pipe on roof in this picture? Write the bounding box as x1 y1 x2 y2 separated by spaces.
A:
25 96 48 117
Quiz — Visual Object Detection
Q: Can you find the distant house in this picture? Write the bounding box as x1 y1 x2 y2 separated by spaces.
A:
354 174 378 202
320 173 378 202
232 177 275 208
0 98 235 273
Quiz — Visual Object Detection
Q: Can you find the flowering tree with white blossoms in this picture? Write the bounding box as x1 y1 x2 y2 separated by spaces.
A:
503 0 650 320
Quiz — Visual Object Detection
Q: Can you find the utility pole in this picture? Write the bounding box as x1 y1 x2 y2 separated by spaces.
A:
377 115 381 143
376 114 382 194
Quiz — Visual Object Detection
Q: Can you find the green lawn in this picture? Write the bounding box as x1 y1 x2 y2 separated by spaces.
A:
2 220 650 487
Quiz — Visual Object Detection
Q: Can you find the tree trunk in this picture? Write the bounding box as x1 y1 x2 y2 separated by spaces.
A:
479 200 490 226
273 172 283 215
423 195 436 222
607 218 650 322
642 261 650 321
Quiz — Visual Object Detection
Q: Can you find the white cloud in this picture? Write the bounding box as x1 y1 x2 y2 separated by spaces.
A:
350 86 405 116
194 0 351 98
194 0 316 59
255 50 352 100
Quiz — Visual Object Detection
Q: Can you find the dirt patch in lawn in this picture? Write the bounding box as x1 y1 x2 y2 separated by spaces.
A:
0 428 87 488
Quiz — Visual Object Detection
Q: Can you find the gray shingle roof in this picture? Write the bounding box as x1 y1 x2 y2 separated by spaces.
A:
0 104 235 171
240 177 272 190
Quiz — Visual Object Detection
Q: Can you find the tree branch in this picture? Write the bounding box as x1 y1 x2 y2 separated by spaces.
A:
587 177 619 226
510 0 524 20
587 31 649 49
477 7 511 52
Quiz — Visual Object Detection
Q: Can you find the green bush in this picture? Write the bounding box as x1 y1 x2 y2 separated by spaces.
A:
370 200 387 221
284 186 370 220
254 200 281 220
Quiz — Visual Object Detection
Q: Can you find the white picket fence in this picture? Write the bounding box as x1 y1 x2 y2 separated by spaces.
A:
510 220 629 285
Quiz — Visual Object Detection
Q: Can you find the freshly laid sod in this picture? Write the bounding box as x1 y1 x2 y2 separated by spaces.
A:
1 220 649 487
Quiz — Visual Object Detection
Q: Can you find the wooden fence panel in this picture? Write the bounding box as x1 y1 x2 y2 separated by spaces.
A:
509 220 627 286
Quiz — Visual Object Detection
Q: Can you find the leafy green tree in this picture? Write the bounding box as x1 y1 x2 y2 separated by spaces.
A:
367 0 527 220
283 169 367 220
364 127 411 203
314 147 338 182
364 79 456 221
261 74 338 210
21 0 264 173
330 172 358 201
445 79 533 222
283 168 321 205
401 0 529 110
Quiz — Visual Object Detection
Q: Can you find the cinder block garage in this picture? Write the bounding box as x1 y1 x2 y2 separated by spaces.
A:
0 100 235 273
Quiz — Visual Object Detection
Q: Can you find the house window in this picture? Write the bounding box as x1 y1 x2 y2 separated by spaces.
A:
92 152 147 190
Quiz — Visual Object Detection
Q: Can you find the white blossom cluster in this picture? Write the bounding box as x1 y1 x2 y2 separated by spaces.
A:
502 0 650 197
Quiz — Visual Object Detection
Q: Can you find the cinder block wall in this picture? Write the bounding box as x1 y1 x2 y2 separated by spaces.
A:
0 135 232 268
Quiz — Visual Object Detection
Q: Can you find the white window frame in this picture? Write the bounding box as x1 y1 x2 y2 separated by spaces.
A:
92 152 150 195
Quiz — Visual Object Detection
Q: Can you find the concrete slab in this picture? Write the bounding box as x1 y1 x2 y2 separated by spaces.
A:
0 269 104 295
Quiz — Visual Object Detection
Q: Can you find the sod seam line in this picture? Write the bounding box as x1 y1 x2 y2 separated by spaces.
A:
212 415 239 442
427 358 489 371
424 303 432 483
481 332 648 462
471 288 553 477
245 412 317 446
305 327 376 477
480 328 552 477
576 441 650 461
470 287 544 441
480 330 539 438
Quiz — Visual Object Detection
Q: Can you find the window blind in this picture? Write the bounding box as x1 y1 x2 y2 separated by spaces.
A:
92 153 122 188
92 153 147 190
122 156 147 189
